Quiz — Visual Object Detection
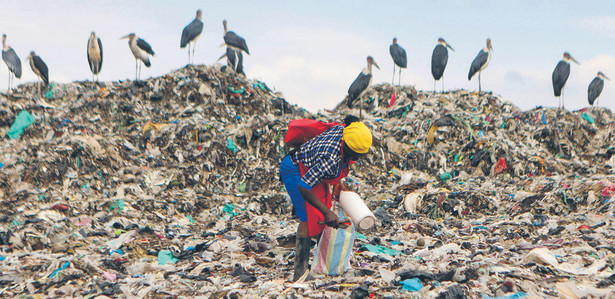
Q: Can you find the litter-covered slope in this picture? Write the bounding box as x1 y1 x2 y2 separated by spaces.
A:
0 65 614 298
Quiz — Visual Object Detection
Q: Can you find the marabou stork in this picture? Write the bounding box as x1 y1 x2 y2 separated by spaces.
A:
27 51 48 96
218 47 244 75
347 56 379 118
588 71 609 107
223 20 249 54
2 34 21 92
121 33 155 81
431 37 454 92
87 32 103 81
468 38 492 94
180 9 204 65
389 37 406 86
552 52 579 109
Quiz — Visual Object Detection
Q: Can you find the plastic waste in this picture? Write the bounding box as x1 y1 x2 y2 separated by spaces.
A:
400 278 423 291
158 250 179 265
481 292 528 299
49 261 70 278
379 268 396 283
7 110 35 139
359 244 402 257
0 63 614 298
339 191 376 229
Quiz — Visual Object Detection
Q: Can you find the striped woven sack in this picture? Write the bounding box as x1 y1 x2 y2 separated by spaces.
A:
311 207 355 275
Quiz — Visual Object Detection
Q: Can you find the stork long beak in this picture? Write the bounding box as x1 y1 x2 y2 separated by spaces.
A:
447 43 455 52
372 61 380 70
120 34 131 40
570 56 579 65
217 52 227 62
604 75 611 81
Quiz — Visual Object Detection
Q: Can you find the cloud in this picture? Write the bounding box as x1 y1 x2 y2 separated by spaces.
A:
578 16 615 39
250 57 357 112
248 27 382 112
504 70 528 86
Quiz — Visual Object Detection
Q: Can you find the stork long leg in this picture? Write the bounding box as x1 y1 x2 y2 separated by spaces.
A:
191 42 196 65
441 78 444 93
7 72 10 93
398 68 401 86
478 72 482 94
190 43 195 65
359 96 363 120
187 43 191 65
392 65 395 85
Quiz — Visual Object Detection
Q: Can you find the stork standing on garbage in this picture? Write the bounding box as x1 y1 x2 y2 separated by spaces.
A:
431 37 454 92
280 115 372 281
552 52 579 109
87 32 103 82
468 38 492 94
217 47 244 75
27 51 48 96
389 38 406 86
222 20 249 55
588 72 609 107
180 9 204 65
121 33 155 81
2 34 21 93
347 56 379 119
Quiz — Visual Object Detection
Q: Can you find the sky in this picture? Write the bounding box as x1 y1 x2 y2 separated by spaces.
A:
3 0 615 113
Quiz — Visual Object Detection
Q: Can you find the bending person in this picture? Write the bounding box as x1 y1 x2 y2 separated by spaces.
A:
280 116 372 281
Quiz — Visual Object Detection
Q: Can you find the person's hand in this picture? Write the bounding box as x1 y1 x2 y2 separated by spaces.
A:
323 210 339 229
332 182 350 202
332 184 342 202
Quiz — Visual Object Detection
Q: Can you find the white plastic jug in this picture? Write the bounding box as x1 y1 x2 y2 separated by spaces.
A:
339 191 376 230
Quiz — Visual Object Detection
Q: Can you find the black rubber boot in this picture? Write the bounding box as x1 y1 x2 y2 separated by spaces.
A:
293 237 311 281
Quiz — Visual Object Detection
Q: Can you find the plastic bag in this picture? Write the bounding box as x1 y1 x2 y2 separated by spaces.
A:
311 206 355 275
8 110 35 139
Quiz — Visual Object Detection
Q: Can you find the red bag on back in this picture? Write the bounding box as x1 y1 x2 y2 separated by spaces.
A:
284 119 342 148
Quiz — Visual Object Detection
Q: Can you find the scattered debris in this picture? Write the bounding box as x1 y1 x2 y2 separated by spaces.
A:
0 65 614 297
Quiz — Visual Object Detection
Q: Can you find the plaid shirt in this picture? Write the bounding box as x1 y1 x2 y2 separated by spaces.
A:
291 125 345 189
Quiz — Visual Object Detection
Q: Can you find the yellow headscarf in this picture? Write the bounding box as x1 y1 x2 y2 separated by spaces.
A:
342 122 372 154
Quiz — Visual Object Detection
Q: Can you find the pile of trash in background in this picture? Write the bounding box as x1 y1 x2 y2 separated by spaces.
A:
0 64 614 298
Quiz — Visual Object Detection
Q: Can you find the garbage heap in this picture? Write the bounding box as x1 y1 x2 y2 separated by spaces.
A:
0 65 613 298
